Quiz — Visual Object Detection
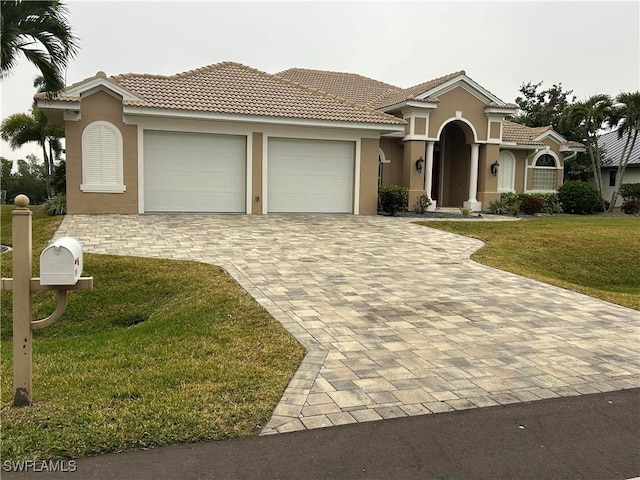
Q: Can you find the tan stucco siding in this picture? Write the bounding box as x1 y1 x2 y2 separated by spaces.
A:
359 138 380 215
66 90 138 214
252 132 263 214
489 121 501 140
477 144 500 207
403 140 426 209
512 150 528 192
414 117 427 136
428 87 488 142
380 137 403 186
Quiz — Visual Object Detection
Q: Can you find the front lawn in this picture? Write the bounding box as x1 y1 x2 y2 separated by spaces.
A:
1 205 305 461
417 216 640 310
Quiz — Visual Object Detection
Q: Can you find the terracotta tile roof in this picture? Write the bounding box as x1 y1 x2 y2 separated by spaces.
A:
374 71 466 109
45 62 405 125
502 121 546 145
276 68 469 110
276 68 399 108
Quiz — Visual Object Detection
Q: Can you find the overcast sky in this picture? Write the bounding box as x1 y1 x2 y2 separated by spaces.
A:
1 0 639 162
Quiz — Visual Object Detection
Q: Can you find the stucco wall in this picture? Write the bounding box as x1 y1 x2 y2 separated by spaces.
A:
359 138 381 214
252 132 263 214
65 90 138 214
427 87 488 142
379 137 403 186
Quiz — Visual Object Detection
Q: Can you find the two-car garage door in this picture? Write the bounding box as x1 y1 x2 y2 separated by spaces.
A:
143 132 354 213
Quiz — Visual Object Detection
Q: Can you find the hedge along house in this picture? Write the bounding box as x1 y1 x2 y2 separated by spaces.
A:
36 62 583 215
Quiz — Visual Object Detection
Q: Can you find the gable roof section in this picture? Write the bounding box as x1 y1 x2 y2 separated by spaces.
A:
39 62 405 126
599 129 640 167
276 68 399 108
374 70 466 109
502 121 584 151
501 121 546 146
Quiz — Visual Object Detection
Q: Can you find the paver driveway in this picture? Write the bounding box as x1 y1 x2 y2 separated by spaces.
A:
55 214 640 434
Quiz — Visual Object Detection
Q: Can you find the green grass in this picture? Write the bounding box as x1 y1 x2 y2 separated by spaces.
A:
416 215 640 310
1 205 305 461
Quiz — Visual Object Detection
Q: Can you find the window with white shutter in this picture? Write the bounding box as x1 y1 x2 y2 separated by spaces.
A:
81 121 126 193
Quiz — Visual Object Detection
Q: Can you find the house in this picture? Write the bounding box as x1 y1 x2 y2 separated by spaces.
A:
36 61 583 215
597 129 640 206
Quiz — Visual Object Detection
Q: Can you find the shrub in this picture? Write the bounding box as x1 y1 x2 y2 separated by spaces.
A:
557 181 602 214
487 192 560 216
42 194 67 216
620 183 640 201
378 185 408 216
535 193 561 214
621 200 640 215
486 192 520 215
520 196 544 215
414 194 432 214
487 199 508 215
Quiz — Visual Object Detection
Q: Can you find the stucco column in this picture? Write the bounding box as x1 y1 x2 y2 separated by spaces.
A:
403 140 427 211
424 141 437 211
464 143 482 211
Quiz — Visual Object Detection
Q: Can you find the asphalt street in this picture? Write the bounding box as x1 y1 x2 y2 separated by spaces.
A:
5 388 639 480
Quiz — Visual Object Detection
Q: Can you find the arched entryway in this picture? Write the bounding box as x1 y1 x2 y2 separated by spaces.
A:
432 120 477 208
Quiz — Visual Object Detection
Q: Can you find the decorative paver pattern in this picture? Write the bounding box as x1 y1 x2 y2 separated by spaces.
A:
54 214 640 435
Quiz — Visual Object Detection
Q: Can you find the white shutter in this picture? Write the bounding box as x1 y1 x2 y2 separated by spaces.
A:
81 122 125 193
497 151 515 192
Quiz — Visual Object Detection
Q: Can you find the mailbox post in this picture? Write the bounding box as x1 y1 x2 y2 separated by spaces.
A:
0 195 93 406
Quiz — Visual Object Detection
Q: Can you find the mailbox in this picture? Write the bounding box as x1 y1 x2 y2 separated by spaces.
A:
40 237 83 286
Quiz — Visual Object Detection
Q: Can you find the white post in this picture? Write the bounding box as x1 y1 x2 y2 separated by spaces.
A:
464 143 481 211
424 141 437 211
11 195 33 406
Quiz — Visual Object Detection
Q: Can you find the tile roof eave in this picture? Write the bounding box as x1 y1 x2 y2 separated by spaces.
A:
121 104 407 129
500 142 546 149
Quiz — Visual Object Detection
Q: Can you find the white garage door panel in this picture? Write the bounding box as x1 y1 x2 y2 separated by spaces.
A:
144 131 245 212
268 138 354 213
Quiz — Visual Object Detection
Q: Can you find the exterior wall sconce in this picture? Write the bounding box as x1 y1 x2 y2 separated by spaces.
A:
490 161 500 176
415 156 425 173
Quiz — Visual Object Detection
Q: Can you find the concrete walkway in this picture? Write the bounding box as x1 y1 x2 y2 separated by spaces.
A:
54 214 640 435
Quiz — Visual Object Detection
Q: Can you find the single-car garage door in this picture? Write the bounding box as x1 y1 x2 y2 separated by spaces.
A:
144 131 246 212
268 138 354 213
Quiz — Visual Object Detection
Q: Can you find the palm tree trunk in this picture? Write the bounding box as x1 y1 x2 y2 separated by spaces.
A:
587 142 602 201
41 143 52 199
608 129 638 211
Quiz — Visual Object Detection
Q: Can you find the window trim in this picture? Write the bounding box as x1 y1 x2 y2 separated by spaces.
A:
80 120 126 193
526 150 561 193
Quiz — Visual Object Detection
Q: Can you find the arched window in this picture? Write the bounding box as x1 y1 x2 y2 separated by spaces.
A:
530 152 558 191
81 121 126 193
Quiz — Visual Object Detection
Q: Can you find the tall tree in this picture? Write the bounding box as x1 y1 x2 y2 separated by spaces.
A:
1 0 78 94
1 106 64 198
512 81 577 140
607 91 640 211
562 94 613 205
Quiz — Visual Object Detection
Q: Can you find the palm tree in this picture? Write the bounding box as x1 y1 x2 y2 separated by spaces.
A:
1 0 79 94
1 106 64 198
562 94 613 205
607 92 640 211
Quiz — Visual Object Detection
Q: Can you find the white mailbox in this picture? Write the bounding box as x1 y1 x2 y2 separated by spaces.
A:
40 237 83 286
